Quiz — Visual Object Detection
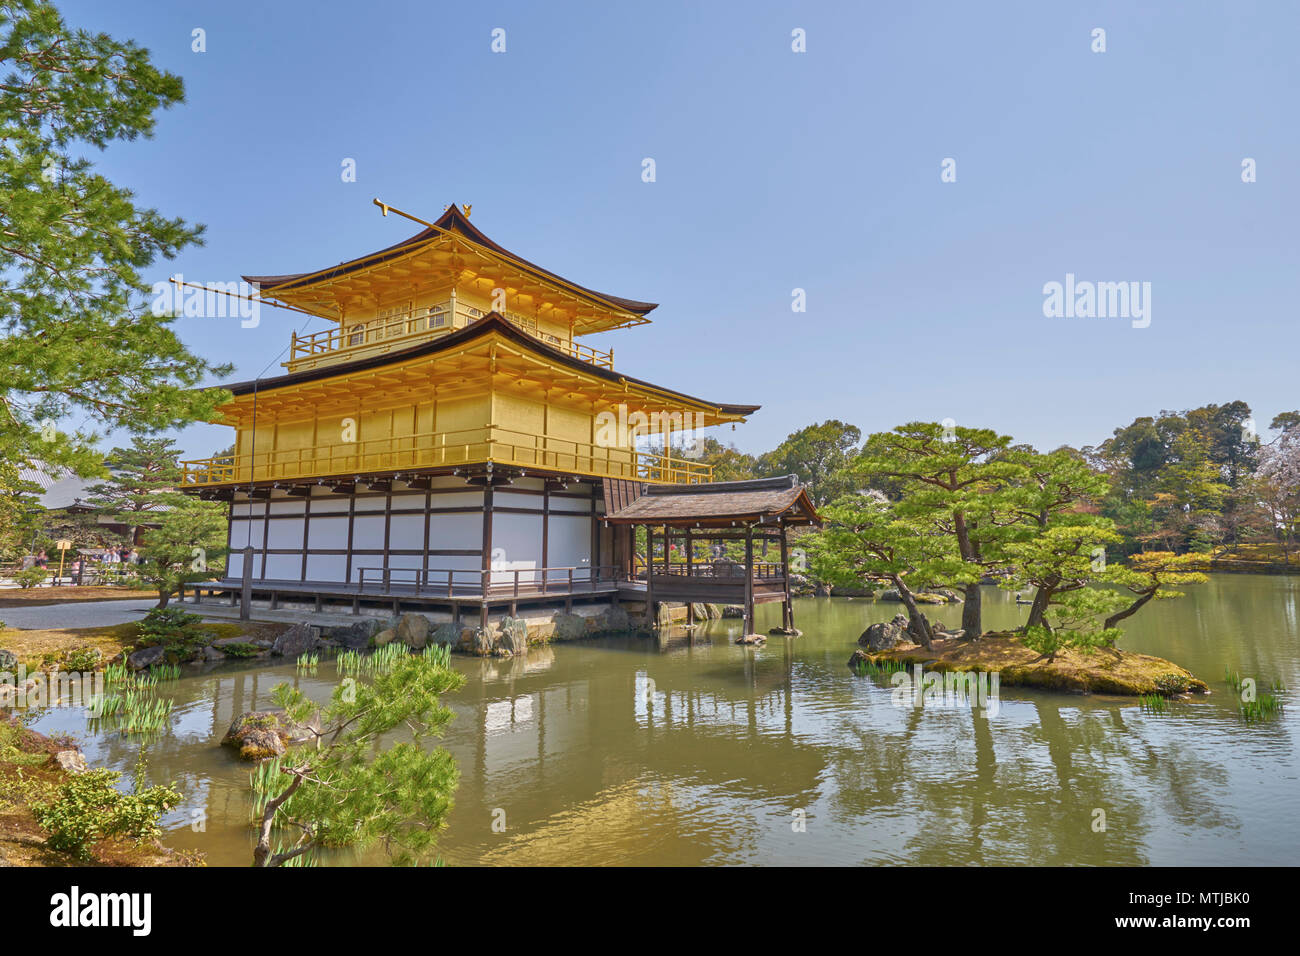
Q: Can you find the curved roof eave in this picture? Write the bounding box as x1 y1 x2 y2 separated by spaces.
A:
214 311 759 418
242 204 658 317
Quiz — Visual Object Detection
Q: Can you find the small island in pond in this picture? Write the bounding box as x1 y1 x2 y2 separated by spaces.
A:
849 629 1207 697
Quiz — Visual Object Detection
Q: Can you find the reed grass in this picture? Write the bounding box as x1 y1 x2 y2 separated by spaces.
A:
336 641 409 678
1241 692 1284 723
1139 693 1169 714
851 656 907 677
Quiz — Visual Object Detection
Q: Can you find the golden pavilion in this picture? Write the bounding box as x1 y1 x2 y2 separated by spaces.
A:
182 202 817 631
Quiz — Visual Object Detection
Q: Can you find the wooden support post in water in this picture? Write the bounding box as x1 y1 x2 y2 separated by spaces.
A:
645 524 656 627
780 522 793 631
744 526 755 634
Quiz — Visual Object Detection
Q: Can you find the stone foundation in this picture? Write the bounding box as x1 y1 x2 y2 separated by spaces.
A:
314 600 658 658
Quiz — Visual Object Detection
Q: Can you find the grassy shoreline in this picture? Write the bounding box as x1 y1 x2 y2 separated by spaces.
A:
0 718 198 867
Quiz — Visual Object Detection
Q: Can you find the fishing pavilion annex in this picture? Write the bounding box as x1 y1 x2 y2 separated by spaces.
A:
181 203 819 634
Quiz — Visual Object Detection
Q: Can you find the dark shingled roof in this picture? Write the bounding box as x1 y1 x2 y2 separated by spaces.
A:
243 204 658 317
604 475 821 527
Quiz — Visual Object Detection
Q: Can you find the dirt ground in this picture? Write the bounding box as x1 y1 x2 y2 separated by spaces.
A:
0 586 152 609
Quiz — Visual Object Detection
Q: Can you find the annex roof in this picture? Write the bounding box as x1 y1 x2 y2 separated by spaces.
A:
603 474 821 528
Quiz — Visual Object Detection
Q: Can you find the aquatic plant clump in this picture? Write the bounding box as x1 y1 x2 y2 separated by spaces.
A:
850 656 907 678
1224 668 1287 723
1139 693 1169 715
336 642 409 678
86 661 180 737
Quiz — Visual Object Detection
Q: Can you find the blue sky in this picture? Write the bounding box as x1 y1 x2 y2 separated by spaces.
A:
61 0 1300 459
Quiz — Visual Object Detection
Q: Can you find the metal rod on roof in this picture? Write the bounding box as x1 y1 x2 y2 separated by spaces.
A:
370 198 646 323
167 278 318 318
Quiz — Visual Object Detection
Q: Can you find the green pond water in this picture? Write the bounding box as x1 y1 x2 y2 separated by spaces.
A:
28 575 1300 866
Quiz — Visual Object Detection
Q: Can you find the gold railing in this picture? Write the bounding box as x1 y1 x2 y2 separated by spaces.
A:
180 425 711 487
285 302 613 372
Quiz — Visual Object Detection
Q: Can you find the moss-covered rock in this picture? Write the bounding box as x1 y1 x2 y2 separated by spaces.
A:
850 631 1207 697
220 709 320 761
495 617 528 656
430 622 462 648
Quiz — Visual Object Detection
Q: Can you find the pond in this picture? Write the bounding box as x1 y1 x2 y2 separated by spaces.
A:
28 575 1300 866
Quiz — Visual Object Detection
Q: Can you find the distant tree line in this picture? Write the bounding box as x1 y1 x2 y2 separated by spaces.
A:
699 401 1300 562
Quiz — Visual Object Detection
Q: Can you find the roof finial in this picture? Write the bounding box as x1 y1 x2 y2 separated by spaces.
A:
463 204 472 218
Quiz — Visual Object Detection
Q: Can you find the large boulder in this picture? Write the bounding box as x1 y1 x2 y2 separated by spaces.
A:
127 645 166 671
461 627 493 656
213 637 273 650
396 613 431 649
552 613 588 642
0 648 17 672
372 628 397 647
221 709 320 761
430 622 462 647
600 604 632 632
858 613 909 651
495 617 528 657
323 619 383 650
54 750 87 775
272 623 320 657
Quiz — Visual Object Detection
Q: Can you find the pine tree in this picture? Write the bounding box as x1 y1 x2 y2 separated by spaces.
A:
853 423 1028 638
133 496 227 607
84 436 188 544
1 0 231 477
252 650 466 867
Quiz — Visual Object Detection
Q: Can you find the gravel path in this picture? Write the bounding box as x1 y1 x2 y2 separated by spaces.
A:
0 599 157 630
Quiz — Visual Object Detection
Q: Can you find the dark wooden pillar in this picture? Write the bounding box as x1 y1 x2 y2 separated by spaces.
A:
645 524 656 625
239 544 254 621
480 477 494 630
542 481 550 572
779 523 793 631
744 526 754 634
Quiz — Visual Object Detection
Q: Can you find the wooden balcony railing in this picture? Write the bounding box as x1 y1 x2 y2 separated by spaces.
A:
180 424 712 487
285 301 613 372
640 561 786 582
355 565 620 597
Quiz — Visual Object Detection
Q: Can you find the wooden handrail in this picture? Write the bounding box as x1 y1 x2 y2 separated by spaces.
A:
285 300 614 371
180 424 713 487
356 565 620 596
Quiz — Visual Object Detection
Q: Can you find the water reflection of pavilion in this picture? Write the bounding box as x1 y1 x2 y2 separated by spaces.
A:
441 641 828 863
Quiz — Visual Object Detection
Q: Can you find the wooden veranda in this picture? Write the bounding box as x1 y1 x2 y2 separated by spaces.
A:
603 475 821 635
